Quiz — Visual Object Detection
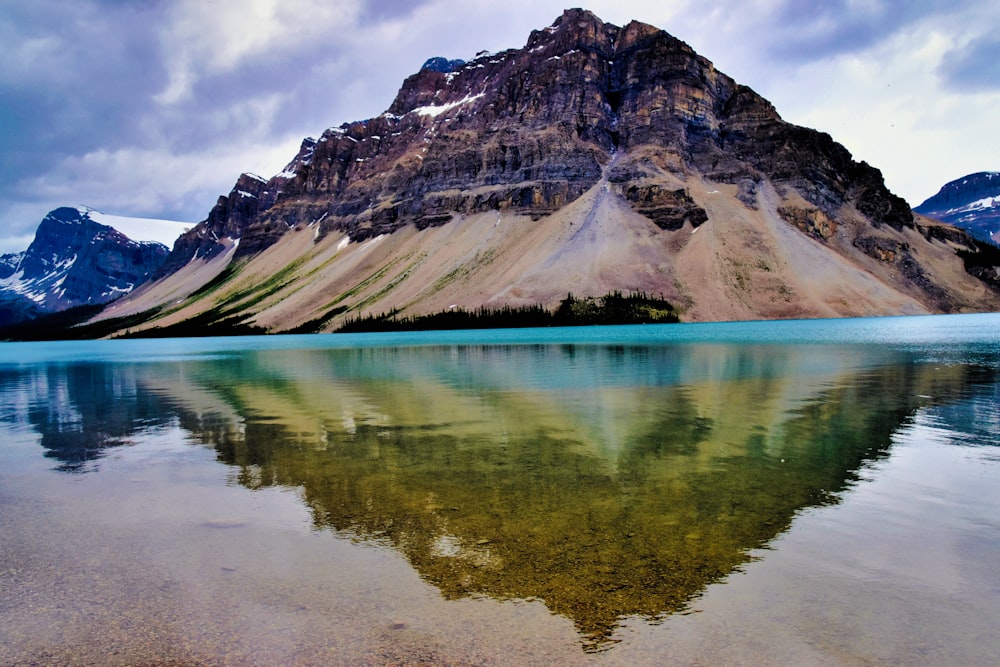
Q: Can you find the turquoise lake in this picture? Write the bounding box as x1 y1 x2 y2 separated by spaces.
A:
2 313 999 665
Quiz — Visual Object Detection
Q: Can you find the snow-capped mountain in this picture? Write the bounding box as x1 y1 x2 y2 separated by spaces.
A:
915 172 1000 243
0 206 190 327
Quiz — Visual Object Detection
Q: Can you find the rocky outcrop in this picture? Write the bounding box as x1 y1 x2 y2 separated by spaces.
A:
778 206 837 240
620 184 707 230
0 207 172 326
915 172 1000 242
158 172 270 275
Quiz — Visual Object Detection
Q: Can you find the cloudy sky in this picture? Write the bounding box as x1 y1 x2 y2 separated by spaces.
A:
2 0 998 253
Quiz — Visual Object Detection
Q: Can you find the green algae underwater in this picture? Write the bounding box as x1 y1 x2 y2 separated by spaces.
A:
161 346 984 649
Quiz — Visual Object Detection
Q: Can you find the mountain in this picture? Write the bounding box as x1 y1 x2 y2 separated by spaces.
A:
914 172 1000 243
95 9 1000 336
0 206 189 327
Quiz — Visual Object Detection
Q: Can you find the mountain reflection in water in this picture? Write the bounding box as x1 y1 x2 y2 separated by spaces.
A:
3 340 994 648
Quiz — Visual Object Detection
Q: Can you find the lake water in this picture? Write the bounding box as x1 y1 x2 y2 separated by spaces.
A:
2 314 999 665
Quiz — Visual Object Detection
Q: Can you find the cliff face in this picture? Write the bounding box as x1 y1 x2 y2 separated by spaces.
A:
915 172 1000 243
98 10 1000 334
218 9 911 249
0 207 172 327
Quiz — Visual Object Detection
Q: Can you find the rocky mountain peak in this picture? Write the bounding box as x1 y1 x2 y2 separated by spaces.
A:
915 171 1000 242
421 57 467 73
280 137 317 178
526 8 619 56
0 207 174 326
917 172 1000 210
616 19 665 51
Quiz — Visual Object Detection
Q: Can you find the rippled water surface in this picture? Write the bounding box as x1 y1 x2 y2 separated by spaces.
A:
2 314 999 665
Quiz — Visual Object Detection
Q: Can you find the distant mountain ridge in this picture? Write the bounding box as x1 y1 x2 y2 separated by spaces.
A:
0 206 188 327
915 172 1000 243
45 10 1000 335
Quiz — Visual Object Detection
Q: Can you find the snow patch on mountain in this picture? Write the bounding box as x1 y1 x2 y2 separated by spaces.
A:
951 195 1000 213
82 207 192 248
413 92 485 118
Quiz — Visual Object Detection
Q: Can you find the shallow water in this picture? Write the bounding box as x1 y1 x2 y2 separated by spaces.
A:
1 314 999 665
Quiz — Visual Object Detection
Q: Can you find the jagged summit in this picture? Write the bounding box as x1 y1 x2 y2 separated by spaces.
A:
421 57 466 73
92 10 1000 335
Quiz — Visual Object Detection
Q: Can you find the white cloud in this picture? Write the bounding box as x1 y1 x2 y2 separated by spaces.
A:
12 138 302 224
0 230 38 256
743 9 1000 204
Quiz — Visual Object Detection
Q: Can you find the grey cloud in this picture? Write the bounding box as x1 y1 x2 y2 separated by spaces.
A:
0 1 172 243
156 34 413 154
0 3 167 161
358 0 435 24
0 0 427 248
939 34 1000 91
763 0 970 61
